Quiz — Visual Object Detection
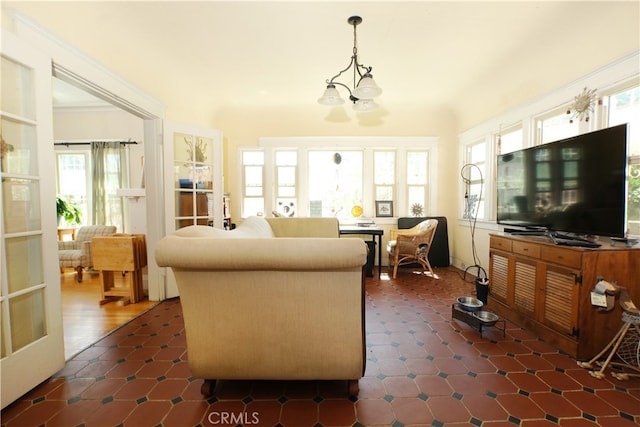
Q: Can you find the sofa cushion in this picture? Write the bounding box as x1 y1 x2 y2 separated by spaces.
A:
265 217 339 237
232 216 274 237
174 225 228 238
174 216 274 239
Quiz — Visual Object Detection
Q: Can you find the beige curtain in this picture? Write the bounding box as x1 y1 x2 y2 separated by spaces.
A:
91 141 127 230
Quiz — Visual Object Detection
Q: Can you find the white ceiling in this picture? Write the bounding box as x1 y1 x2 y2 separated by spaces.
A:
7 1 640 127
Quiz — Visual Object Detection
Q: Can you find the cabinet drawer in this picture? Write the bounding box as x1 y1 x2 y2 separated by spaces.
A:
490 236 512 252
541 246 582 269
512 241 540 258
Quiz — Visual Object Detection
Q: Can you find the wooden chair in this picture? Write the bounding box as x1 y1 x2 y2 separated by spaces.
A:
387 219 438 279
58 225 117 282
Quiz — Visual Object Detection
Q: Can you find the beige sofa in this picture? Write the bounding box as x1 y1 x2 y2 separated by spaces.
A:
154 216 368 396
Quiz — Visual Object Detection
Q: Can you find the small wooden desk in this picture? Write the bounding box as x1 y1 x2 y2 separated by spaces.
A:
339 226 384 278
92 234 147 305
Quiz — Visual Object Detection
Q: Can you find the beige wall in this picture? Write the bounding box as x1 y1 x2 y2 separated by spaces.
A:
214 104 458 218
213 104 461 261
53 108 145 189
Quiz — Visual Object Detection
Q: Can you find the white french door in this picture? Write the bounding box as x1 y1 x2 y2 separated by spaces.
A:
162 121 223 298
1 31 65 409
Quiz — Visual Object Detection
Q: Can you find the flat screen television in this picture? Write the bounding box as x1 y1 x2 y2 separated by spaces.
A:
496 123 628 239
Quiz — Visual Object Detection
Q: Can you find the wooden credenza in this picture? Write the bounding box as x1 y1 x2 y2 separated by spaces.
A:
488 233 640 360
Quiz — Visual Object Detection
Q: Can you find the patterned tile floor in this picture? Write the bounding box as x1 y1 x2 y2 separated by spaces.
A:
2 266 640 426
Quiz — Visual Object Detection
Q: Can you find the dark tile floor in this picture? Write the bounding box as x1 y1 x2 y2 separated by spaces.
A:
2 266 640 426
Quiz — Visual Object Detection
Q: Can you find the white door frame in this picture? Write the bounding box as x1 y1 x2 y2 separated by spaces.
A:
7 11 169 302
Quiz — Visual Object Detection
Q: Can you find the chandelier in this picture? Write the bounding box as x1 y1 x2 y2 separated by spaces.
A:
318 16 382 112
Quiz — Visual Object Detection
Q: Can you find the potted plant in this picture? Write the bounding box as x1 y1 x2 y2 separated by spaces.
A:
56 196 82 226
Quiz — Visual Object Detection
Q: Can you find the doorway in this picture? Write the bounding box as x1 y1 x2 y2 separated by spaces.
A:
52 77 155 359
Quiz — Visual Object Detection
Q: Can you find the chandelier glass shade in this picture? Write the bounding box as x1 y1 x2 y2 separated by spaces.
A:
318 16 382 111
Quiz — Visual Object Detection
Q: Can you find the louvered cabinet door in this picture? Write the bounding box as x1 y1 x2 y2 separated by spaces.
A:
541 265 579 336
513 257 537 315
489 252 509 304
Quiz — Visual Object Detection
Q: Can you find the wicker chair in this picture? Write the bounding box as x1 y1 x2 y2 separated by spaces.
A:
58 225 116 282
387 219 438 279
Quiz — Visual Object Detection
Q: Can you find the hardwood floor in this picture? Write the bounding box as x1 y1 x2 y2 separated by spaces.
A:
61 268 157 360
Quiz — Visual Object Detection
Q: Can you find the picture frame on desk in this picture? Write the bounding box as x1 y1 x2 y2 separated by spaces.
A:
375 200 393 217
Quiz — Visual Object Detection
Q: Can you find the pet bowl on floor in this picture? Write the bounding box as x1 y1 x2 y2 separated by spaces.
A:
472 310 499 326
457 296 483 312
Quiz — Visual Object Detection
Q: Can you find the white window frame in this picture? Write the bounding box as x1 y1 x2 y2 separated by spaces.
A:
55 148 92 225
534 105 584 146
239 148 265 217
599 81 640 236
404 150 431 217
246 136 439 222
460 138 491 221
273 149 298 217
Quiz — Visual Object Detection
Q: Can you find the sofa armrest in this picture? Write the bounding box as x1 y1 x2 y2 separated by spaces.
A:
156 237 367 271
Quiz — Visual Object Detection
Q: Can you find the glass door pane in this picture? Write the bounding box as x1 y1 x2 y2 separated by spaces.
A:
1 55 45 350
162 121 223 299
172 132 215 229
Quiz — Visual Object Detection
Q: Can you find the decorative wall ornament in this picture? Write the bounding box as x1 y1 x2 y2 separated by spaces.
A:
566 87 597 123
411 203 424 217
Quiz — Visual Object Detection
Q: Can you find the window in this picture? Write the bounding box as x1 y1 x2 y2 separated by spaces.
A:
274 150 297 217
462 141 487 220
251 137 439 220
498 127 523 155
57 152 89 225
406 151 428 216
241 150 264 217
374 150 395 203
605 85 640 236
56 145 127 231
606 85 640 157
308 150 362 218
536 110 579 145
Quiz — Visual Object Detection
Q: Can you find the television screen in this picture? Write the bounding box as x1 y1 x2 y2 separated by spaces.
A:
496 124 628 238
